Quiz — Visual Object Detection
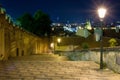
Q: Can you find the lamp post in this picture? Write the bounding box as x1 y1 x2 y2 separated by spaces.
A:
97 7 107 69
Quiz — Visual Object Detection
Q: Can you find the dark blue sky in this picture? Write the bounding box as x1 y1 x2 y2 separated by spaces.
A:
0 0 120 23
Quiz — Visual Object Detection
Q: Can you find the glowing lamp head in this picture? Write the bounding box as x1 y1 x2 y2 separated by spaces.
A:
98 7 107 19
50 43 54 48
57 38 61 43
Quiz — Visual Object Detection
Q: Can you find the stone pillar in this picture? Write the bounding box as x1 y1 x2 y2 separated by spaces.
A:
9 30 17 57
35 40 39 54
0 28 5 60
4 29 11 60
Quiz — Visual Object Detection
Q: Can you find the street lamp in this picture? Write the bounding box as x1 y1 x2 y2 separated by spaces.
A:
98 7 107 21
57 38 61 46
97 7 107 69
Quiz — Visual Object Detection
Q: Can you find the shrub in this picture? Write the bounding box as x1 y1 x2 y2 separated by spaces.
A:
108 38 118 47
82 42 89 49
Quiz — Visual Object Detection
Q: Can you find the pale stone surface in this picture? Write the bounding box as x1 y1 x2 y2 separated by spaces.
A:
0 54 120 80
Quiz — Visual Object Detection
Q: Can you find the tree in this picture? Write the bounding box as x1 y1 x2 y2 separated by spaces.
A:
34 10 52 36
17 13 34 32
17 10 52 37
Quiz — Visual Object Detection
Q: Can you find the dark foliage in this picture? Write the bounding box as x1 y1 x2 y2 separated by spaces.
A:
17 10 52 37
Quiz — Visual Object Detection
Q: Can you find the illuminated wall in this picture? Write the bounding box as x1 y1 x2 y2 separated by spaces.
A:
0 7 50 60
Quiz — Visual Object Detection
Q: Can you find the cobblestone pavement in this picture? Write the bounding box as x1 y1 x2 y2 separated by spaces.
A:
0 54 120 80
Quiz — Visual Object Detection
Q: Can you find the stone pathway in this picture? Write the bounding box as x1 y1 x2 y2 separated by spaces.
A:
0 54 120 80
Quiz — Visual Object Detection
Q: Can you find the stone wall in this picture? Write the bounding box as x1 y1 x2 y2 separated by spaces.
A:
59 48 120 73
0 7 50 60
88 50 120 73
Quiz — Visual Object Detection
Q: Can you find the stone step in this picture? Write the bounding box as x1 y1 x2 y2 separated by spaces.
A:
58 56 69 61
9 54 69 61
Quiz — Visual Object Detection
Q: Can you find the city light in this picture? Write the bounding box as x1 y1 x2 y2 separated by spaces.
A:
57 38 61 43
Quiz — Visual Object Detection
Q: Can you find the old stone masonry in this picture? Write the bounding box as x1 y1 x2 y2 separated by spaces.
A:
0 54 120 80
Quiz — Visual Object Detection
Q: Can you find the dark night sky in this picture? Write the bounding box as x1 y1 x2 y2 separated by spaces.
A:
0 0 120 23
